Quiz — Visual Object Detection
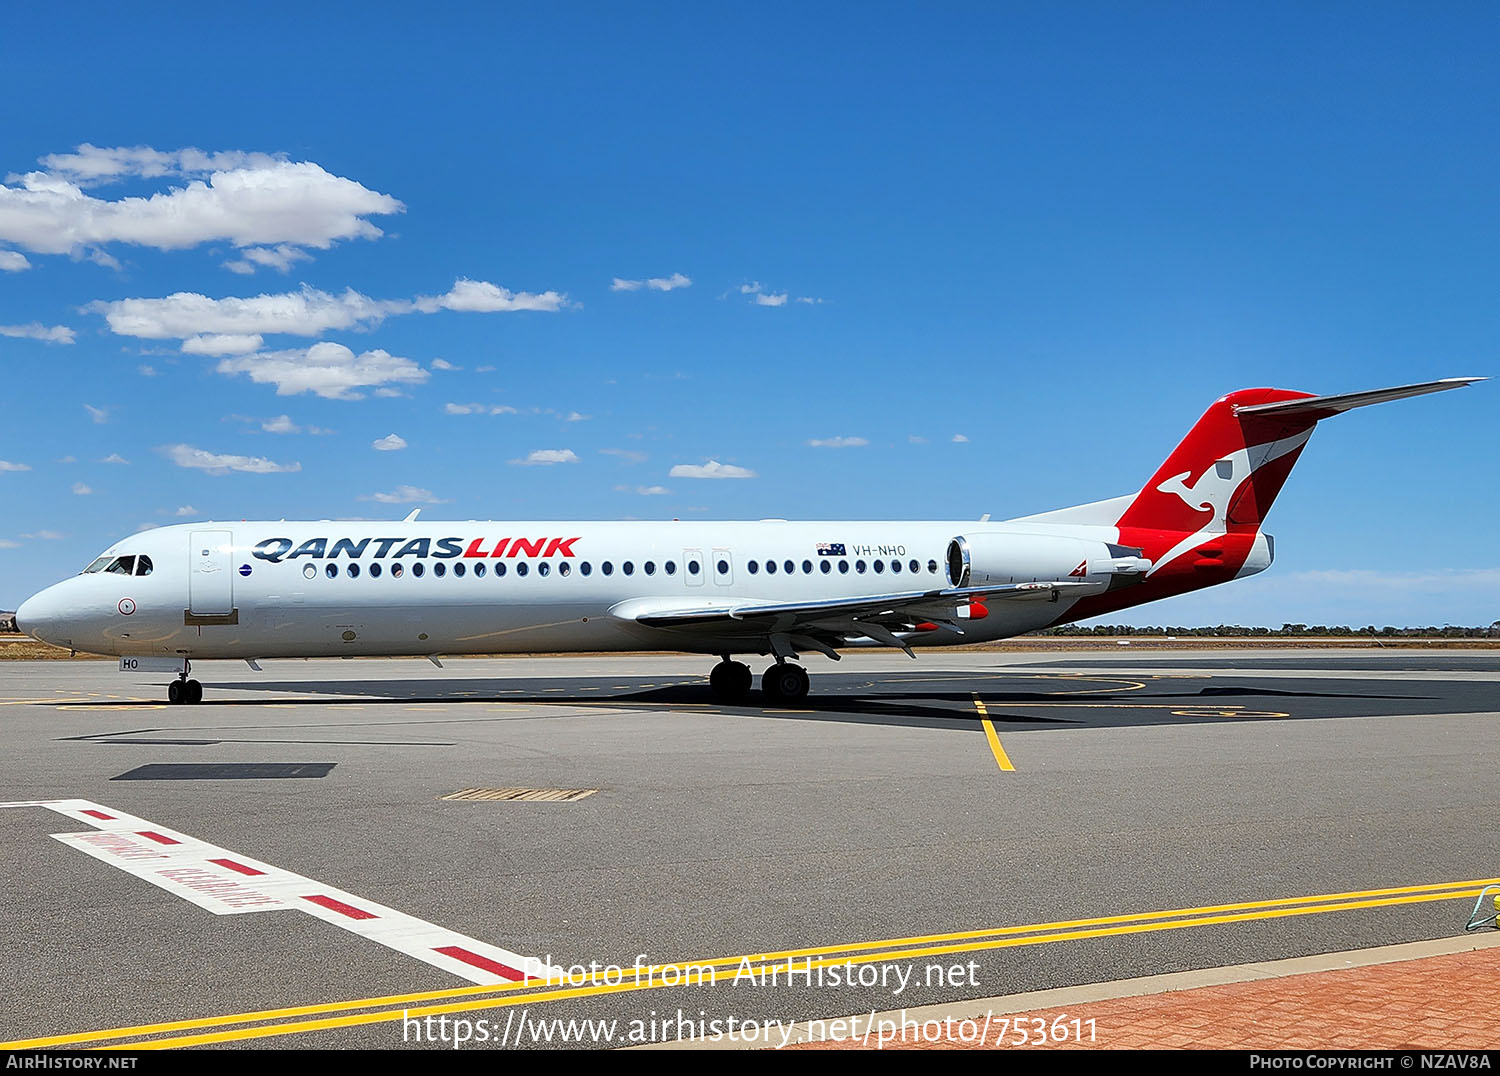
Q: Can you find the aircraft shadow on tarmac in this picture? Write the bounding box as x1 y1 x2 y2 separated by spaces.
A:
52 675 1463 739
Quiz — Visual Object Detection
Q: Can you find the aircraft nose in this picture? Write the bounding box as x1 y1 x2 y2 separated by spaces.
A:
15 587 63 645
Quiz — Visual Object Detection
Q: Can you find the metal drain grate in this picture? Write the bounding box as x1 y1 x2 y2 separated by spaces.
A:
441 787 598 803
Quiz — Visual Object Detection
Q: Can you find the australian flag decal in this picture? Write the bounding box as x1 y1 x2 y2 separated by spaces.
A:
816 542 846 556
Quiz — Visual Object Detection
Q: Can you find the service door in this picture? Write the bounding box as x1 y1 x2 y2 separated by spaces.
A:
189 530 234 615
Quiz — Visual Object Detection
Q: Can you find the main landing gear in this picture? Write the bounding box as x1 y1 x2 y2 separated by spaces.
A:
707 657 810 703
167 664 203 705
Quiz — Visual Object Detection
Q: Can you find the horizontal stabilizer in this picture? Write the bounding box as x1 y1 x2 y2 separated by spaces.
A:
1233 377 1484 420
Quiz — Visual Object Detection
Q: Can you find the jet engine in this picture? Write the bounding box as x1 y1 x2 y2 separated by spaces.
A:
945 533 1151 590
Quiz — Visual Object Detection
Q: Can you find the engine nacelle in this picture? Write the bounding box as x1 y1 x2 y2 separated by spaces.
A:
945 532 1151 589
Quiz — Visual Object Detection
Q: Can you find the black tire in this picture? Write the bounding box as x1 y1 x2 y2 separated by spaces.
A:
763 663 809 702
709 661 752 702
167 680 184 705
185 679 203 704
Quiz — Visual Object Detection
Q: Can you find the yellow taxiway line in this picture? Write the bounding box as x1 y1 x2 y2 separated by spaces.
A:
971 693 1015 771
7 875 1495 1051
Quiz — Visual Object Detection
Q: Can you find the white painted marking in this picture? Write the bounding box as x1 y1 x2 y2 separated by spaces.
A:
0 799 559 985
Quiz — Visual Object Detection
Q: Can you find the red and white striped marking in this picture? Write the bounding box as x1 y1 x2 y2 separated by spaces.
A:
0 799 558 986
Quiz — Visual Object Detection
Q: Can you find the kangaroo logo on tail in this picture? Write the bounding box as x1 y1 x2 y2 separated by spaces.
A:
1156 459 1238 516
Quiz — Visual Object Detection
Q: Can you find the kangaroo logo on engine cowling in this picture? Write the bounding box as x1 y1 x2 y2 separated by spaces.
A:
251 537 580 564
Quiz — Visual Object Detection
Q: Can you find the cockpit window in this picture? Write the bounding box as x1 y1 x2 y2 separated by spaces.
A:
136 555 153 576
82 557 113 574
106 556 136 576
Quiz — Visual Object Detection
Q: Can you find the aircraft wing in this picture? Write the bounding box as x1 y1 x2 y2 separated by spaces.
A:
610 580 1106 658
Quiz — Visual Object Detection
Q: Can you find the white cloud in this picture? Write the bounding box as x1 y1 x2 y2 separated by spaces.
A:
89 248 122 270
754 292 788 307
612 272 691 292
0 322 75 344
616 484 670 495
93 285 397 340
600 447 647 464
160 444 301 475
174 505 197 516
182 333 263 355
0 250 30 271
217 342 428 399
795 296 827 304
72 482 93 495
444 401 517 415
0 146 403 261
669 460 756 479
951 434 969 443
0 539 19 548
0 460 31 471
100 453 129 464
908 435 927 444
739 280 819 307
361 485 448 504
84 404 108 424
223 243 314 275
21 529 65 539
808 436 868 448
262 414 300 434
414 278 567 313
372 433 407 451
475 364 495 373
137 364 157 376
564 411 589 422
510 448 580 466
430 358 459 370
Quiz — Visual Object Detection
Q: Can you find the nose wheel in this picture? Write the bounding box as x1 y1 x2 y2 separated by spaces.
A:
168 678 203 705
761 663 810 702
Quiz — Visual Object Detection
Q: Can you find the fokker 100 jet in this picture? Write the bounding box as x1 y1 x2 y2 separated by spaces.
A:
15 377 1482 705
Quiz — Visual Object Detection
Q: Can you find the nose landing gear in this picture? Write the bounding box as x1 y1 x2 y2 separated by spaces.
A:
168 664 203 705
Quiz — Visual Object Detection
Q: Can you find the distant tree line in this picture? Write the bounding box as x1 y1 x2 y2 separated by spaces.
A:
1042 623 1500 638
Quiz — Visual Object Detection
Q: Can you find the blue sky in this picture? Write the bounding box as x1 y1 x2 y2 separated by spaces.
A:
1 4 1494 625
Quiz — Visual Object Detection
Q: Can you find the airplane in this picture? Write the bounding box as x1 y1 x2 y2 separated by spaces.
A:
15 376 1484 706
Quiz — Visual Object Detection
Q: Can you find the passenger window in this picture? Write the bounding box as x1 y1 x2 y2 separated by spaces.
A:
664 561 676 575
474 563 486 577
108 556 135 575
325 563 338 579
909 559 919 574
348 564 360 578
856 559 867 573
580 562 592 576
495 562 507 577
688 560 700 575
434 562 447 577
516 562 529 577
890 559 901 573
623 561 634 576
538 563 550 577
748 560 759 575
371 563 383 578
136 555 154 577
412 563 425 577
838 560 850 574
603 561 614 576
801 560 812 574
717 559 730 576
559 562 571 577
391 564 404 578
927 560 938 573
820 560 831 574
873 559 884 573
783 560 794 575
454 562 466 577
644 561 656 575
766 560 776 575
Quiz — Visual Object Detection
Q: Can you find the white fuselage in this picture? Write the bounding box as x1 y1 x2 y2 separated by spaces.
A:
16 518 1126 660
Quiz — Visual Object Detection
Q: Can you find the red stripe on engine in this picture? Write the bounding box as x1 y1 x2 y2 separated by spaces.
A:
302 894 378 920
433 945 526 981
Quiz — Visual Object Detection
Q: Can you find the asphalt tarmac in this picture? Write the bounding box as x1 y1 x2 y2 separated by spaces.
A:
1 649 1497 1050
